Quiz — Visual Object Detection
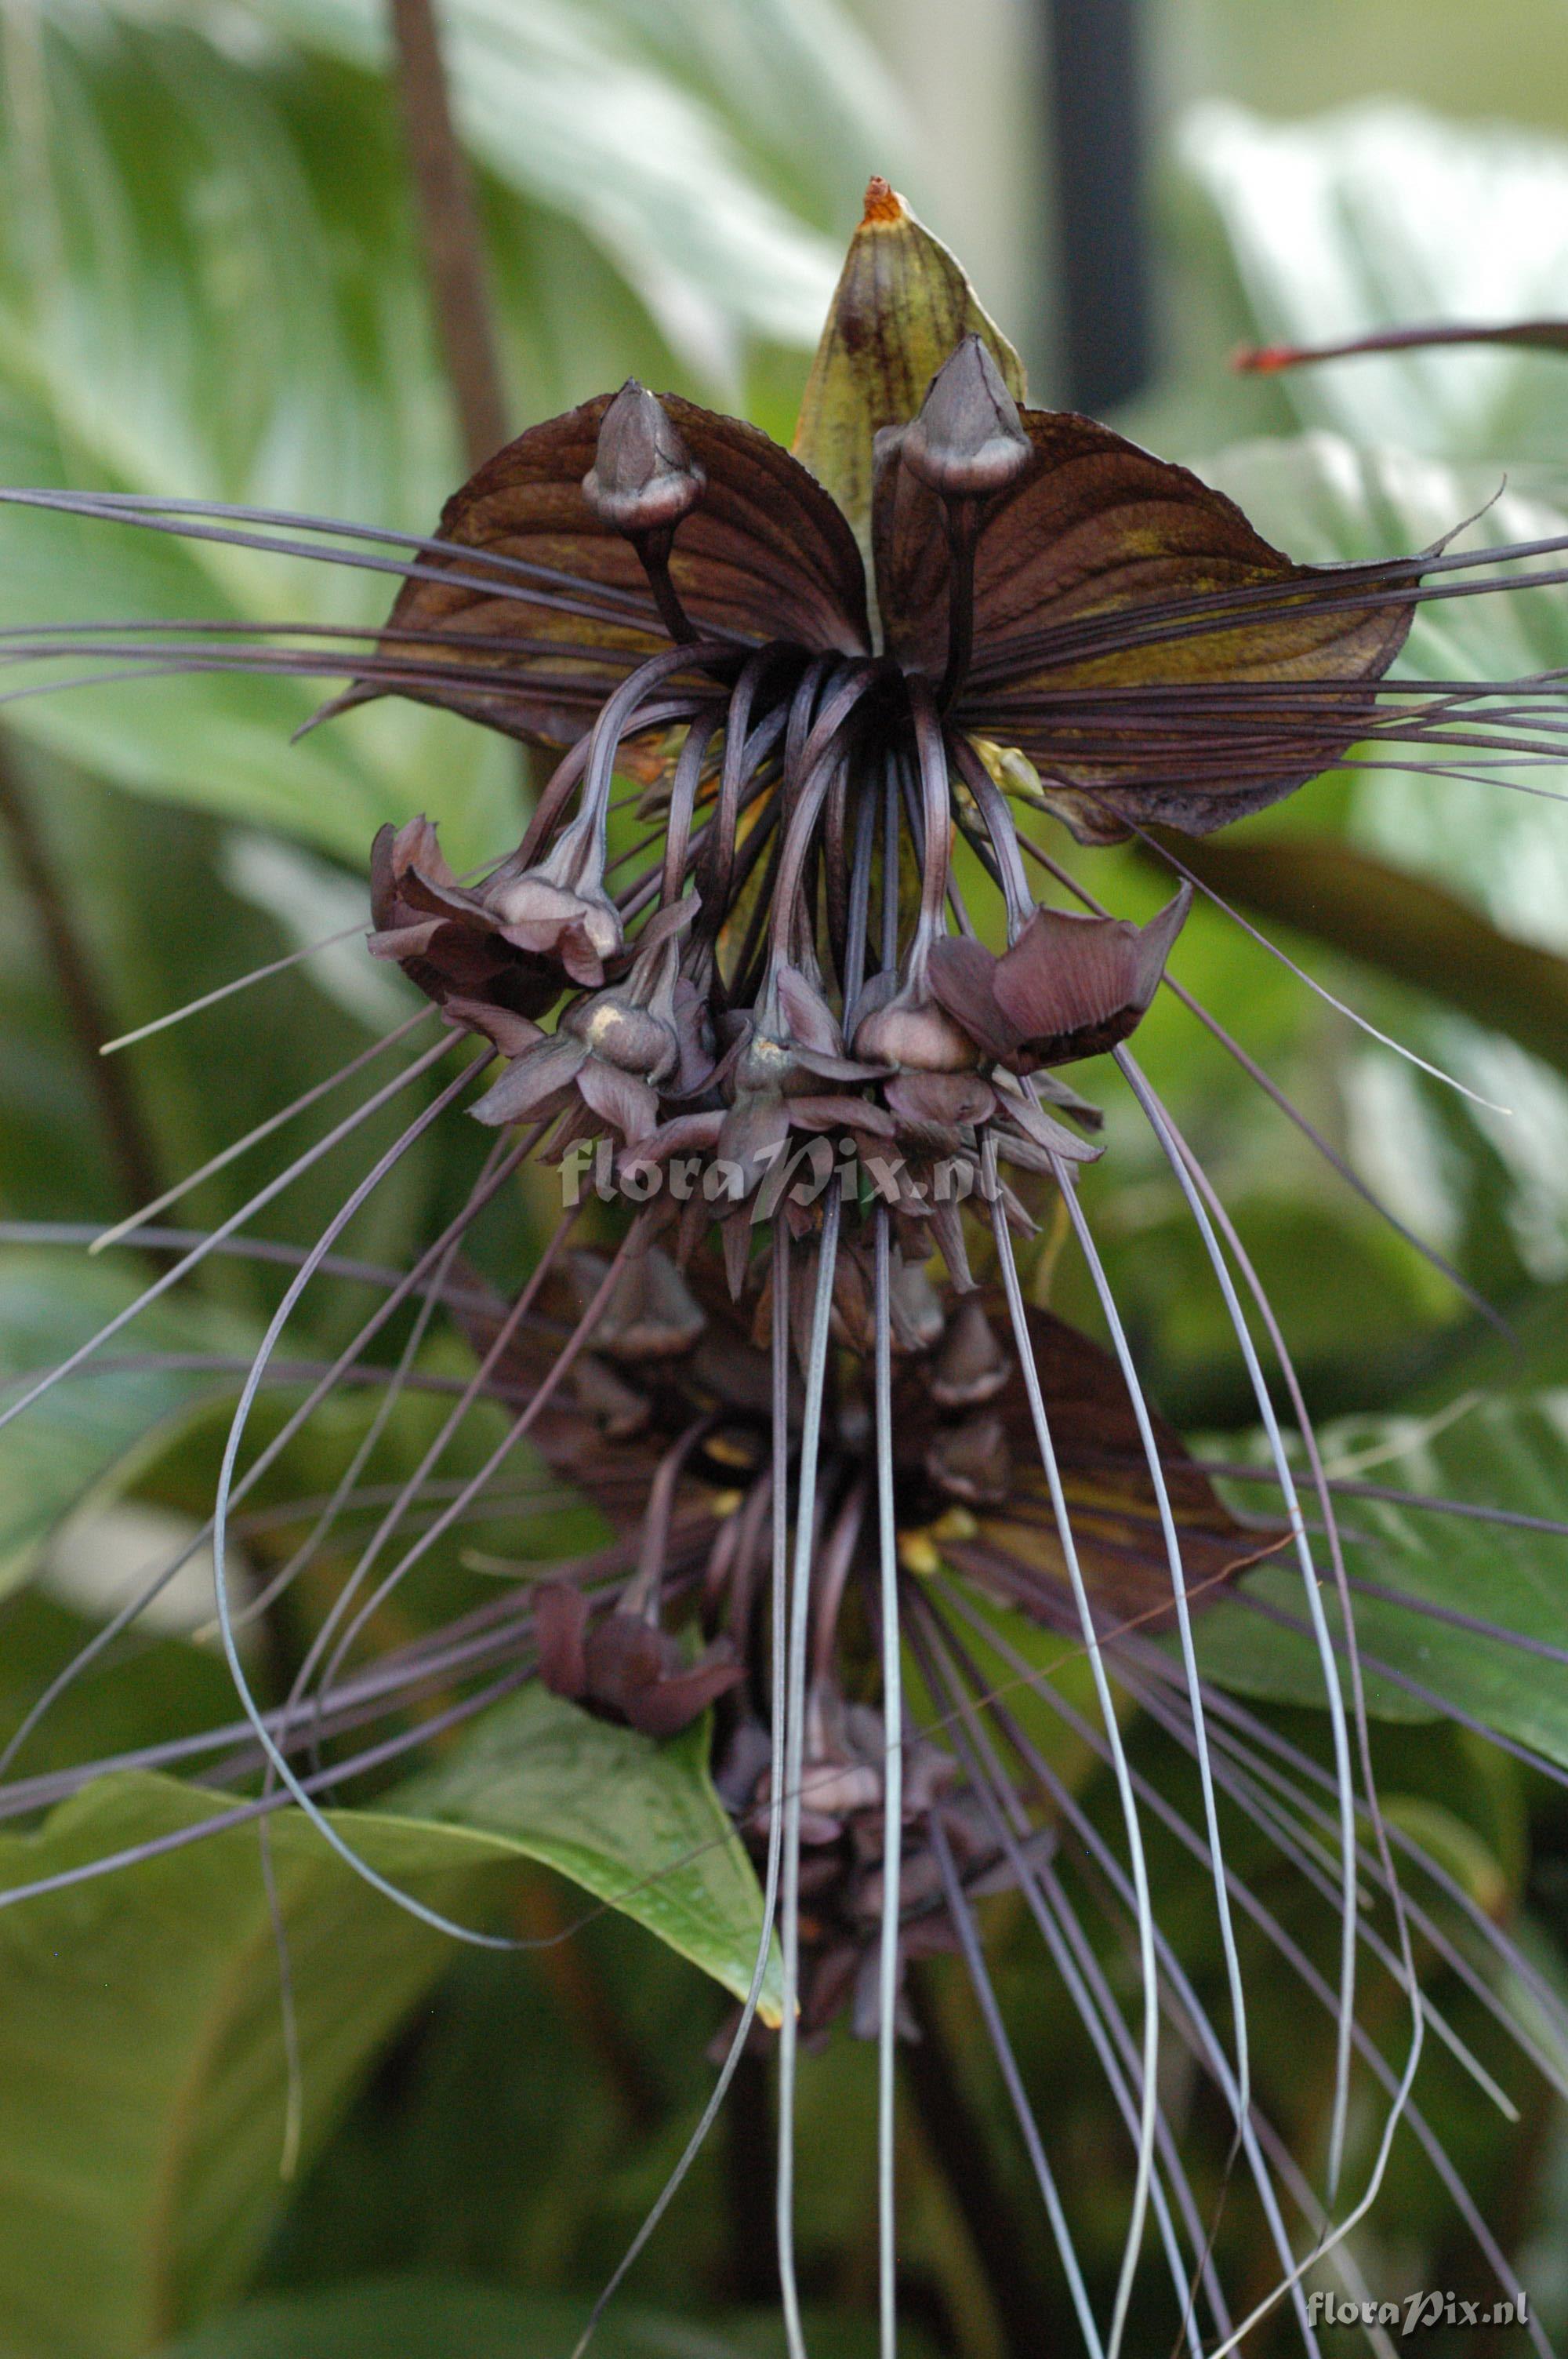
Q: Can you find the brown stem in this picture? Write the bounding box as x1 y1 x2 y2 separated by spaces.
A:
0 743 161 1214
387 0 508 471
902 1961 1050 2359
721 2048 778 2304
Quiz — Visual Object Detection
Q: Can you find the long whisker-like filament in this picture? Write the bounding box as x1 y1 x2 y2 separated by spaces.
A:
1149 1076 1439 2157
297 1205 586 1751
566 1219 796 2359
0 1135 542 1776
937 1576 1555 2356
1186 1667 1568 2087
923 1617 1225 2354
238 1171 505 1644
208 1081 649 1948
870 1205 902 2359
0 1218 495 1304
984 1136 1157 2359
0 1027 463 1441
90 1007 436 1254
1118 1646 1519 2118
1130 826 1512 1114
1116 1048 1369 2201
927 1583 1322 2354
0 486 702 639
914 1609 1189 2355
777 1192 842 2359
1117 1052 1440 2352
928 1805 1108 2358
1050 1155 1253 2128
99 919 383 1056
1008 824 1510 1334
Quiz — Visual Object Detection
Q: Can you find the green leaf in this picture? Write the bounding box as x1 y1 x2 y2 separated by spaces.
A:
1181 100 1568 465
394 1682 783 2026
791 178 1025 566
1193 1391 1568 1767
0 1776 497 2358
0 1693 777 2358
0 1590 238 1785
0 1248 256 1595
218 0 902 362
0 13 518 867
154 2277 923 2359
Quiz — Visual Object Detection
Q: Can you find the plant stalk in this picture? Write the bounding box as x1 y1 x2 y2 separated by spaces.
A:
387 0 508 471
0 740 161 1215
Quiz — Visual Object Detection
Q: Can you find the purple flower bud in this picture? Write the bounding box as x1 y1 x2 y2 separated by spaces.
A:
582 381 706 534
897 336 1032 499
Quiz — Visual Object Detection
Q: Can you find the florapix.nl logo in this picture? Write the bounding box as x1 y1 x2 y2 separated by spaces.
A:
559 1133 1004 1219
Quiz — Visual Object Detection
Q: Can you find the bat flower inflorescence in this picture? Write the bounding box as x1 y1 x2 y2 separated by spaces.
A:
7 178 1568 2359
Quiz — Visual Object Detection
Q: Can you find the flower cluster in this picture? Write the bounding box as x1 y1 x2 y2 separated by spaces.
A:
8 175 1568 2359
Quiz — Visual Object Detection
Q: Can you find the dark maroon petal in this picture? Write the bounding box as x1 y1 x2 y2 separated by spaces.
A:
470 1034 587 1126
397 864 495 925
440 998 545 1057
885 1070 994 1132
924 935 1022 1063
1033 1069 1105 1130
993 1078 1102 1162
367 919 443 964
788 1046 889 1085
993 910 1138 1046
630 895 702 960
619 1110 726 1180
1127 882 1194 1000
717 1090 790 1187
788 1093 895 1135
991 886 1190 1063
575 1056 662 1143
583 1614 669 1717
535 1581 590 1699
371 815 455 925
775 962 849 1057
623 1644 746 1739
720 1208 753 1297
926 1195 976 1292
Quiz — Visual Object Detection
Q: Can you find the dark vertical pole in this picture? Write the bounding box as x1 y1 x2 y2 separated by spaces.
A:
1044 0 1153 414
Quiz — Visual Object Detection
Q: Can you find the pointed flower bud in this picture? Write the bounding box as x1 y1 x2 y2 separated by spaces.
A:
898 335 1032 499
582 381 706 535
930 1299 1010 1409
